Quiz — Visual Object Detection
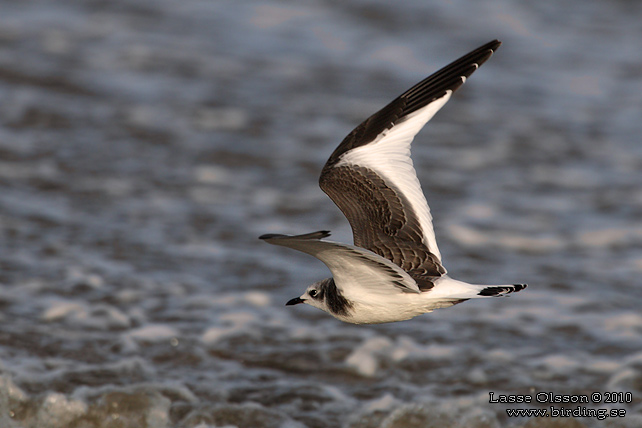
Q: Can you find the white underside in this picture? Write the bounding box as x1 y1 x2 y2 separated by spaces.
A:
335 91 452 262
332 275 507 324
272 235 515 324
267 236 421 294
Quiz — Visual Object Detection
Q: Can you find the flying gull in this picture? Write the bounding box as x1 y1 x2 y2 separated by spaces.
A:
260 40 526 324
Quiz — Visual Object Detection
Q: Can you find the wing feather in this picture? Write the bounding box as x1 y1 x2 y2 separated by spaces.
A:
320 40 501 280
259 231 421 295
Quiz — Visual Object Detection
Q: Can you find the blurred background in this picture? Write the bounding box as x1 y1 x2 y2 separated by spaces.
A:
0 0 641 427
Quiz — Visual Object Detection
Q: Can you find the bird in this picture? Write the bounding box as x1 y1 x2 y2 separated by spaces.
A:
260 40 527 324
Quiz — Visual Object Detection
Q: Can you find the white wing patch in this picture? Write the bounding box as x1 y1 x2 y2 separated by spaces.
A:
334 90 452 261
264 236 421 295
319 243 421 297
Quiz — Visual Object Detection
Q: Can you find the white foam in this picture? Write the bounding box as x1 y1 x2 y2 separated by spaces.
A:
128 325 179 343
218 311 257 326
0 375 28 407
605 312 642 331
467 368 489 385
201 326 235 344
607 368 639 391
201 311 260 345
462 203 497 220
192 107 248 131
193 165 231 184
42 301 85 322
390 336 456 362
540 354 581 373
36 392 87 428
244 292 271 307
484 349 516 364
364 393 398 412
585 359 621 375
42 300 131 329
446 223 490 247
66 267 104 289
186 292 271 311
497 233 565 253
578 227 635 248
345 336 393 377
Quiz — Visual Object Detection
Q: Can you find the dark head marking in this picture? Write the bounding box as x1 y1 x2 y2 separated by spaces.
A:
317 278 353 316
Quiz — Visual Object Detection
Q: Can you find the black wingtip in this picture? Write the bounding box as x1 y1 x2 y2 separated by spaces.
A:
478 283 528 297
399 39 503 115
477 39 501 54
259 230 331 241
513 283 528 292
488 39 502 50
297 230 331 240
259 233 284 240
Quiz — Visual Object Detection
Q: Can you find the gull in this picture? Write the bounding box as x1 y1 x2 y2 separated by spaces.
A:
260 40 526 324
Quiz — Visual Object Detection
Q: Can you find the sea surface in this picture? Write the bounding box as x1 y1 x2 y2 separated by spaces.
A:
1 0 642 427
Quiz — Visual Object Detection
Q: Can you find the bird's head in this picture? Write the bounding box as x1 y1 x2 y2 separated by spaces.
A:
286 278 330 312
285 277 353 318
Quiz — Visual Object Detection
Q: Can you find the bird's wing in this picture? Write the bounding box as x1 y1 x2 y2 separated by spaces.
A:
319 40 501 282
259 231 421 295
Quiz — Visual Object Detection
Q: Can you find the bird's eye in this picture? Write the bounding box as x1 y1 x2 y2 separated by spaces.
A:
309 289 318 298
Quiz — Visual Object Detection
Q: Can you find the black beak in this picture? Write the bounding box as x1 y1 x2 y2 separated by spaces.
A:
286 297 305 306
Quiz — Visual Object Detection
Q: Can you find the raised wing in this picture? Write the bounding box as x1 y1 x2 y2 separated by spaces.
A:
319 40 501 283
259 231 421 295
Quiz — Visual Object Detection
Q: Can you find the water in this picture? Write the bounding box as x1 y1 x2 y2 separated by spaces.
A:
1 0 641 427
